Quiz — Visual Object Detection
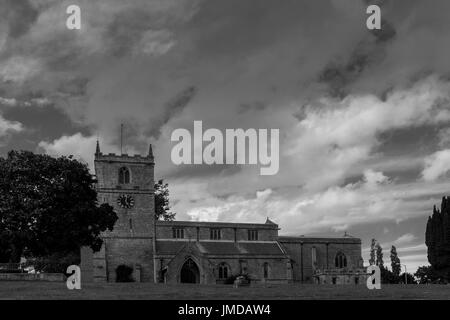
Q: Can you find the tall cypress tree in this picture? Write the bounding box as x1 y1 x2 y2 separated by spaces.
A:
425 197 450 279
376 243 384 267
390 245 401 278
369 238 377 265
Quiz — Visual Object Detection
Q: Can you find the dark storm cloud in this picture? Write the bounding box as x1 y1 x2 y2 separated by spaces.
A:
180 0 337 66
105 9 154 57
146 86 197 139
371 19 396 43
238 101 266 114
57 77 89 98
110 119 144 154
166 163 242 180
0 103 90 155
3 0 39 39
164 86 197 119
318 18 396 98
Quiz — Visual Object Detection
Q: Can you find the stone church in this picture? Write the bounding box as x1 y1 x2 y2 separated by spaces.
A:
81 142 367 285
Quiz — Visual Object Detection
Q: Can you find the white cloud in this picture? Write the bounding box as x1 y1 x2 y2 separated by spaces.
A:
0 114 23 145
396 244 426 253
0 96 52 108
363 169 390 189
0 56 41 84
0 97 18 107
282 75 450 191
172 169 447 236
422 149 450 181
38 133 140 171
134 30 176 56
25 97 52 107
38 133 97 168
394 233 417 245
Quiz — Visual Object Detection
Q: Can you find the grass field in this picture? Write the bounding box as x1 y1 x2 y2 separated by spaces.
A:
0 282 449 299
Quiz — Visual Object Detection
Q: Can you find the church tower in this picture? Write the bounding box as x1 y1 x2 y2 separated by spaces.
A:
91 141 156 282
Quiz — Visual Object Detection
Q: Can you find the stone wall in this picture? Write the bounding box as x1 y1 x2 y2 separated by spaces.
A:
279 237 364 283
94 154 154 190
208 257 291 283
156 221 279 241
0 273 64 282
314 269 369 285
161 255 291 285
94 237 154 282
80 246 93 283
95 153 155 239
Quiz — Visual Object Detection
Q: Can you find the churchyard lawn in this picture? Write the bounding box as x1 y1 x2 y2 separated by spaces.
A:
0 282 449 299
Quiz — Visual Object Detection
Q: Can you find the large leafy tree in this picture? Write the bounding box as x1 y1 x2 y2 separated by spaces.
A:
0 151 117 262
414 265 442 284
399 272 416 284
154 179 176 221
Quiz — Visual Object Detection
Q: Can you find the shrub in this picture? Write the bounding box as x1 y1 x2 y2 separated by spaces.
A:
224 274 250 285
23 251 80 274
0 269 22 274
116 264 134 282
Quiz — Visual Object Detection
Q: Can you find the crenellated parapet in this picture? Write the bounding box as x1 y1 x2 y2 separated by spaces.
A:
95 152 154 163
94 141 154 164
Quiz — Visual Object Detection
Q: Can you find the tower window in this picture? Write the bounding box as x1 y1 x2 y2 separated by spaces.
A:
119 167 131 184
210 228 221 240
248 229 258 241
335 252 347 268
173 228 184 239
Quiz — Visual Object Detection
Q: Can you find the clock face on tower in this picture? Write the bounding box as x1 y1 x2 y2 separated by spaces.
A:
117 194 135 209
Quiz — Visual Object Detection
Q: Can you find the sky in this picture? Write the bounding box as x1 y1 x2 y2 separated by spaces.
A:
1 0 450 273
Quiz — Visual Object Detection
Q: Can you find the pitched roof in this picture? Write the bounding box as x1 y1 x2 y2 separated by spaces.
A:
156 241 186 255
156 241 287 257
155 220 279 229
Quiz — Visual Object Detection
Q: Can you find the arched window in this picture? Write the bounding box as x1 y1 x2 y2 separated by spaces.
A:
263 262 270 279
335 252 347 268
118 167 130 184
218 263 229 279
311 246 317 267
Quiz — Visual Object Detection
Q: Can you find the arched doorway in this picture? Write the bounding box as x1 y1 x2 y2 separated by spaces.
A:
180 258 200 283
